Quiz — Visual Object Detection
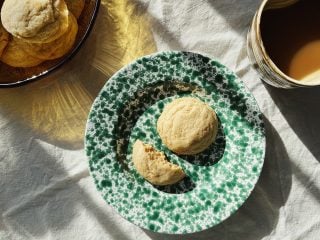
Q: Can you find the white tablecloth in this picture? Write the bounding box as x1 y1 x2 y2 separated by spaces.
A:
1 0 320 239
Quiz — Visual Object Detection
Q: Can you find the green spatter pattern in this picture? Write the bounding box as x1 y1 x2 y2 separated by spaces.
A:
85 51 265 234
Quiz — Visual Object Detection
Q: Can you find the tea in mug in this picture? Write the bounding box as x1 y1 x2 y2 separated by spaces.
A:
261 0 320 82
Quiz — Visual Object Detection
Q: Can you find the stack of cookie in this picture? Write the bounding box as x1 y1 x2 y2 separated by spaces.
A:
0 0 85 68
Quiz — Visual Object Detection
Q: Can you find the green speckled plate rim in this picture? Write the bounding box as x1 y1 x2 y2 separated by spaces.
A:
85 51 266 234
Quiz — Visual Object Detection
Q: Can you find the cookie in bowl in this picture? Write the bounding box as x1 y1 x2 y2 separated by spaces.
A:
0 0 99 86
1 37 43 67
65 0 85 19
15 13 78 60
0 0 86 68
0 22 9 57
1 0 69 43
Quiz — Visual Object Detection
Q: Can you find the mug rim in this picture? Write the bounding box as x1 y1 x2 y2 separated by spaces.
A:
254 0 320 87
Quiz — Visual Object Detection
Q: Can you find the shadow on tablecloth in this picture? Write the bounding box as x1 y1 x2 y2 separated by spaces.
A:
265 85 320 164
0 124 134 240
207 0 260 35
0 1 156 239
0 0 156 151
144 117 292 240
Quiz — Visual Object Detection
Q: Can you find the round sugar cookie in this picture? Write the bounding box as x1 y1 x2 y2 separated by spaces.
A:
1 37 43 67
16 13 78 60
157 97 218 155
1 0 69 43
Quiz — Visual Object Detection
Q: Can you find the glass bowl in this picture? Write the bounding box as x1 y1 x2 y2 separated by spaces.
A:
0 0 101 87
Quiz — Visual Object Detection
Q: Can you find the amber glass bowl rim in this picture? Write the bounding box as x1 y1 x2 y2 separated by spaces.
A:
0 0 101 88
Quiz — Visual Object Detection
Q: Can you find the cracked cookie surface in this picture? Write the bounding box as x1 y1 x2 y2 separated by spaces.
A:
15 13 78 60
132 140 185 186
157 97 218 155
1 0 69 43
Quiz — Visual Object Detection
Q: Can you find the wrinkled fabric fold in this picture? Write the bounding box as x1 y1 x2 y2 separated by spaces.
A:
1 0 319 239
